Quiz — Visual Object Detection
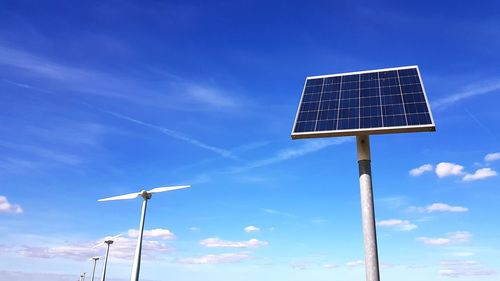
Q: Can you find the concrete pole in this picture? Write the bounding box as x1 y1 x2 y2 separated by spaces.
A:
356 135 380 281
130 194 149 281
91 257 99 281
101 241 113 281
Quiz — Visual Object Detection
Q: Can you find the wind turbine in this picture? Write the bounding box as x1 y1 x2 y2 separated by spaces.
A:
89 257 100 281
94 234 122 281
98 185 190 281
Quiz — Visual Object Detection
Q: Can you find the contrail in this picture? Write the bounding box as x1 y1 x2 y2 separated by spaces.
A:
105 111 236 159
433 80 500 109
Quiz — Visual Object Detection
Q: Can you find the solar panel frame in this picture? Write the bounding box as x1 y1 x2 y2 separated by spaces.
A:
291 65 435 139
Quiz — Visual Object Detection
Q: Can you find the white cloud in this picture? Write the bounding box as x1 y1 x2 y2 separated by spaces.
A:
289 261 312 270
346 260 364 267
439 260 496 278
435 162 465 178
376 219 417 231
462 168 497 181
447 231 472 243
485 152 500 162
244 226 260 233
425 203 468 213
323 263 337 270
189 226 200 231
417 237 451 246
0 270 78 281
17 235 172 261
312 218 328 224
199 238 268 248
454 252 475 257
0 196 23 214
409 164 433 176
128 228 176 240
177 252 250 264
418 231 471 246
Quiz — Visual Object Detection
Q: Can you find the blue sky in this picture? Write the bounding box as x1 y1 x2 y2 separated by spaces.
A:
1 1 500 280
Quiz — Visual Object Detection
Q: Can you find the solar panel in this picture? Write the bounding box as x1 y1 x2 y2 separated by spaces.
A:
291 66 435 139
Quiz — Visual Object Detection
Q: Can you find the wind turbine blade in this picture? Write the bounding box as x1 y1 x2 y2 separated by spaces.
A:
94 233 122 248
97 192 141 202
148 185 191 194
109 233 123 240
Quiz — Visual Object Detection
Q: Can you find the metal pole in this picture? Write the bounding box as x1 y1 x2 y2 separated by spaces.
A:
91 257 99 281
130 195 149 281
356 135 380 281
101 241 113 281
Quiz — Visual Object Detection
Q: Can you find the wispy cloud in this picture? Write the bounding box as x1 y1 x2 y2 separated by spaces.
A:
199 238 268 248
408 203 468 213
0 196 23 214
261 208 297 218
128 228 176 240
439 260 496 278
409 164 433 176
176 252 251 264
184 84 241 109
0 141 81 166
377 219 417 231
0 46 247 113
418 231 471 246
0 46 96 84
104 111 235 159
433 79 500 109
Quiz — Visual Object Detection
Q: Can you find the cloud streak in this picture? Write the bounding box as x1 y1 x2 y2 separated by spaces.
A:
105 111 235 159
433 79 500 109
230 138 350 173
